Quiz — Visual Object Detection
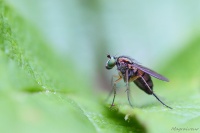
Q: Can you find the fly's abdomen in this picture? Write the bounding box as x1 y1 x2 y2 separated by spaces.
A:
134 72 153 94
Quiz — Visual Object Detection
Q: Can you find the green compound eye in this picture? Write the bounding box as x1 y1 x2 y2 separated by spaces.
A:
106 57 116 69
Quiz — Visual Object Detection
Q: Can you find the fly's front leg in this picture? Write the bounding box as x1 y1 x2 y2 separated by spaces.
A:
105 75 118 102
109 75 122 108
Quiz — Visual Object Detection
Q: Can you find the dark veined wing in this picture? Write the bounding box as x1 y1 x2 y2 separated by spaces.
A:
133 63 169 82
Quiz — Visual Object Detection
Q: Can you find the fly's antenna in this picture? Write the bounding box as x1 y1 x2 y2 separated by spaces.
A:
107 54 111 59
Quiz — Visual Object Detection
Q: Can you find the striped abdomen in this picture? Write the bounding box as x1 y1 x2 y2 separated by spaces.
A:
134 70 153 95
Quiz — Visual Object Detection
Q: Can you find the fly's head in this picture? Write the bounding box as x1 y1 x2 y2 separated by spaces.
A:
105 54 117 70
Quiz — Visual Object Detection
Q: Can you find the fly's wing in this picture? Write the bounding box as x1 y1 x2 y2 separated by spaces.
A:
133 63 169 82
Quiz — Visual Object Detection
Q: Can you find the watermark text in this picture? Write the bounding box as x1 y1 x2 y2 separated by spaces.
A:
171 127 199 132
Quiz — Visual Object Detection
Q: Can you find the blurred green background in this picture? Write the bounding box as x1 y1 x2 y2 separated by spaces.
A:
1 0 200 133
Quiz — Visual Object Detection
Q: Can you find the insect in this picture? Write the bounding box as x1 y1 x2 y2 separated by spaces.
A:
105 54 172 109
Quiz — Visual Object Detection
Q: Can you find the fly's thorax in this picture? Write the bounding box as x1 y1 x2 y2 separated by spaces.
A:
118 69 137 82
117 56 133 63
116 62 127 74
116 57 133 75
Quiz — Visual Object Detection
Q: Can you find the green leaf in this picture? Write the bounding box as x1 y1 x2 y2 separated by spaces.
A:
0 1 145 133
1 0 200 133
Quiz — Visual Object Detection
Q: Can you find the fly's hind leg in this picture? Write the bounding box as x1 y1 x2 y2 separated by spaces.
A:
140 76 172 109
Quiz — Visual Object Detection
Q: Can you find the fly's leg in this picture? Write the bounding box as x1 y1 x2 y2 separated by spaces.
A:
108 75 122 108
126 82 133 107
110 83 116 107
105 75 120 102
105 76 114 102
126 70 133 107
152 93 172 109
140 76 172 109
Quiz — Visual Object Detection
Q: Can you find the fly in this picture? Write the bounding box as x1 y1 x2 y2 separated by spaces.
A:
105 54 172 109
